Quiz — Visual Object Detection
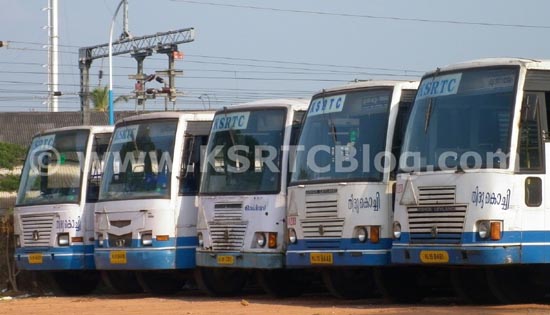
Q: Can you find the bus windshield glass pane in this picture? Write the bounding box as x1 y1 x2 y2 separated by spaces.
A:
400 67 517 172
99 120 177 200
200 108 287 194
16 130 89 206
290 89 392 184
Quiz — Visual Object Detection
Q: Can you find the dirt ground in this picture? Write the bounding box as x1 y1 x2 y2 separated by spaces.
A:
1 292 550 315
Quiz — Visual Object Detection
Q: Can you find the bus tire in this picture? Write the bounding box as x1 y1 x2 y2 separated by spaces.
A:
486 266 545 304
374 267 425 303
194 267 247 296
322 269 376 300
136 271 186 295
51 271 100 296
101 271 143 294
256 269 306 298
450 268 498 304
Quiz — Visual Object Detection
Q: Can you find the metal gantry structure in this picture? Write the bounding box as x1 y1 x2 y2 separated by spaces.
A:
78 27 195 124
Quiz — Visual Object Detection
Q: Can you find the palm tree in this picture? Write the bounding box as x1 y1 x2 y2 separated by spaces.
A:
91 86 108 112
91 86 129 112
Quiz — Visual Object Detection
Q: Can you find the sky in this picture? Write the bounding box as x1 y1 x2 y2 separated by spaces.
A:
1 0 550 112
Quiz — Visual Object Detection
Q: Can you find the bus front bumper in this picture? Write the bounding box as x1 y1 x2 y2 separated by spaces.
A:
196 251 284 269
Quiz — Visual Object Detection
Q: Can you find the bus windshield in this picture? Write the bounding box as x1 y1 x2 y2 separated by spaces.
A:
200 108 287 194
99 120 178 200
17 130 89 206
400 67 518 172
290 89 392 184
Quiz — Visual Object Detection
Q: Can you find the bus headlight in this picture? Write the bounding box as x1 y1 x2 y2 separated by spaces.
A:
288 228 297 244
392 221 402 239
257 233 266 247
97 233 104 247
197 232 204 247
57 233 70 246
141 232 153 246
355 227 368 243
478 221 490 239
15 235 20 248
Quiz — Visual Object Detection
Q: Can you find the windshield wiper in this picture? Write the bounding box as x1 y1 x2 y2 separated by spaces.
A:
319 90 338 144
424 97 434 133
223 106 237 147
423 68 441 134
328 116 338 144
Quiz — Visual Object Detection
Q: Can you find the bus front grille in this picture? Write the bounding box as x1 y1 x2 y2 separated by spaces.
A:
213 203 243 221
21 213 55 247
417 186 456 205
305 188 338 219
301 218 345 239
209 222 247 251
408 205 467 244
108 233 132 248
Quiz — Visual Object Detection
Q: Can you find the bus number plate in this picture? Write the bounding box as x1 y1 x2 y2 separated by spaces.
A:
310 253 333 265
420 250 449 263
28 253 43 264
110 251 127 264
217 255 235 265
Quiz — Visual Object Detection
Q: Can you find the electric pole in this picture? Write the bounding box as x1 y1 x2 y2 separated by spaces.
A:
47 0 60 112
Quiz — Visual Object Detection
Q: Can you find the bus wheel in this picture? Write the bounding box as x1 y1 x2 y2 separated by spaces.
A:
450 268 498 304
486 267 545 304
136 271 186 295
101 271 143 294
195 267 247 296
256 269 307 298
374 267 425 303
322 269 376 299
52 271 100 295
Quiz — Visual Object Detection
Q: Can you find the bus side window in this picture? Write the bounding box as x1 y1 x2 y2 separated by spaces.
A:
518 93 545 172
390 101 412 180
287 111 305 184
180 135 208 195
87 133 111 202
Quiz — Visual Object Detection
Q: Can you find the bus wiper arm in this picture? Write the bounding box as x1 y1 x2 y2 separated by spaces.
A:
223 106 237 147
424 98 434 134
329 119 338 144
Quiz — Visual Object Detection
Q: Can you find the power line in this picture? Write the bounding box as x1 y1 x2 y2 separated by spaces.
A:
172 0 550 30
5 41 425 74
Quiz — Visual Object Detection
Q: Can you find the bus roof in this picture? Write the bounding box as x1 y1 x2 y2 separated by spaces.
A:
215 98 310 113
115 110 215 125
32 125 114 138
312 80 419 97
424 57 550 76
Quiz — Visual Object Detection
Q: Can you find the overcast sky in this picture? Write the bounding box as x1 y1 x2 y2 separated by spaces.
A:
1 0 549 112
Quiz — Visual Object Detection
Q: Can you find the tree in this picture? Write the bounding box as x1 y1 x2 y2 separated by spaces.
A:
91 86 129 112
91 86 108 112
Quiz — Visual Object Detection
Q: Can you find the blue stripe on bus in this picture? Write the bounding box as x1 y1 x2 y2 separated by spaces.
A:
94 236 197 270
285 237 392 268
15 245 95 271
392 231 550 265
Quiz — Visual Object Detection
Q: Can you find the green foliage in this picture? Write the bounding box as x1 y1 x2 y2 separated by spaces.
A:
0 142 26 170
0 175 19 192
91 86 129 112
91 86 109 112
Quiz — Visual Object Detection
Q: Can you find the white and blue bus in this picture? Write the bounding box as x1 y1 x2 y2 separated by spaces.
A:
392 58 550 303
14 125 113 295
94 111 213 294
195 99 308 296
286 81 418 299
